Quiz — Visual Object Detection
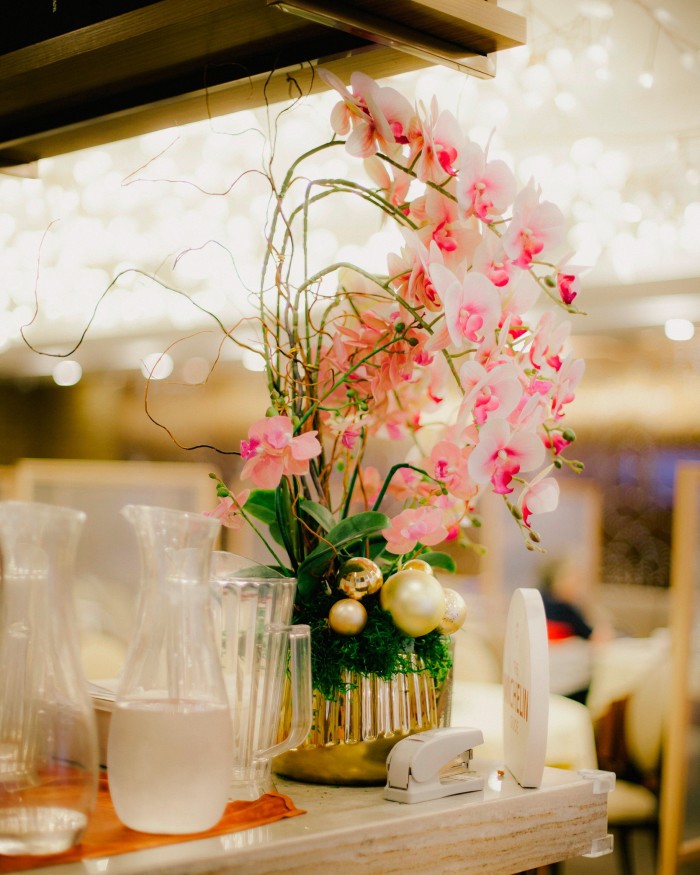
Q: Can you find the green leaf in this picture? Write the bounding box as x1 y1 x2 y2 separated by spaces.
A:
228 564 290 579
323 511 390 553
368 537 388 561
243 489 277 526
296 511 390 599
276 479 299 567
296 565 319 600
268 521 287 548
420 551 457 573
299 499 335 532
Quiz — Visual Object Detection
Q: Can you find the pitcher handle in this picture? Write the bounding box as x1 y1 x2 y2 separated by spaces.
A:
257 624 312 760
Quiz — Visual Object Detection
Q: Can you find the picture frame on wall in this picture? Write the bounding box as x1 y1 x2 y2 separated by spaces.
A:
10 457 220 679
478 476 603 611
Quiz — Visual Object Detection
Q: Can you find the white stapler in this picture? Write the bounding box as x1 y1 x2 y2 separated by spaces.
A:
384 726 485 804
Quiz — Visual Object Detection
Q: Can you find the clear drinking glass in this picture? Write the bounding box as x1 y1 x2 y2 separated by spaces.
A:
210 552 312 800
0 500 99 856
107 505 234 835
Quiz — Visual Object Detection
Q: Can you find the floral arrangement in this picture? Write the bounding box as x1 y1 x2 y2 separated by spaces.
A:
203 69 585 698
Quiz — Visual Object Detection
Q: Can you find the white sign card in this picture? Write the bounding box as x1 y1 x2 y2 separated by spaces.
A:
502 587 549 788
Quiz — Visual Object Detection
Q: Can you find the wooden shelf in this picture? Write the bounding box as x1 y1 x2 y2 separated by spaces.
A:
0 0 525 165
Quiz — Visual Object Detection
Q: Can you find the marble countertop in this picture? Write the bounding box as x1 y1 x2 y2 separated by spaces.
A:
30 761 613 875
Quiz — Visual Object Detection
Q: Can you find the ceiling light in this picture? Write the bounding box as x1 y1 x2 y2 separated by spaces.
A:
621 203 643 223
638 71 654 89
577 0 614 20
585 43 608 66
52 360 83 386
141 352 174 380
182 356 211 384
664 318 695 342
680 51 697 72
546 47 573 70
570 137 604 166
653 8 674 26
554 92 578 113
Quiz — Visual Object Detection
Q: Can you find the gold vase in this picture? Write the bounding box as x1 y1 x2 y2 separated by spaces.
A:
272 659 451 786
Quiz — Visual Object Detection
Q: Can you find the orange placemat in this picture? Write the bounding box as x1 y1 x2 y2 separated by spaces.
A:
0 773 305 873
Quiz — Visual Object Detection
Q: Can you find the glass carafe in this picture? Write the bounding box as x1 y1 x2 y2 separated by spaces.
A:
210 552 312 800
107 505 234 835
0 500 98 856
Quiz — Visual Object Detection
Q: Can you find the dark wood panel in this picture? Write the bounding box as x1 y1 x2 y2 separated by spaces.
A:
0 0 525 165
0 0 163 53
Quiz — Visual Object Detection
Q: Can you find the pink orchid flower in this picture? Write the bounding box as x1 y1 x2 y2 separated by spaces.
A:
204 489 251 531
520 477 559 528
472 235 518 289
408 98 465 183
545 431 572 455
364 156 412 208
388 233 444 313
458 360 523 428
386 465 431 502
550 356 585 419
501 184 566 268
456 141 516 222
508 388 550 435
429 263 501 352
383 506 449 555
555 258 585 306
415 186 479 258
498 271 540 322
468 418 545 495
426 439 475 500
528 312 571 372
432 493 467 540
318 69 413 158
240 415 321 490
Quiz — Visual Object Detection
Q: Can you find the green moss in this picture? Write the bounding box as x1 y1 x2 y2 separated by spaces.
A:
294 591 453 700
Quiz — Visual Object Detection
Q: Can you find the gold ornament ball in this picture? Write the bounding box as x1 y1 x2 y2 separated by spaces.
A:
401 558 434 575
329 598 368 636
337 557 383 600
380 570 446 637
437 588 468 634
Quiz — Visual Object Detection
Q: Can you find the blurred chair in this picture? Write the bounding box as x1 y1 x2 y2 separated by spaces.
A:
451 625 502 685
595 655 672 875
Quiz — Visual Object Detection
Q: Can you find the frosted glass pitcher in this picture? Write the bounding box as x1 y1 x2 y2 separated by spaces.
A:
210 552 312 800
107 506 234 835
0 500 98 856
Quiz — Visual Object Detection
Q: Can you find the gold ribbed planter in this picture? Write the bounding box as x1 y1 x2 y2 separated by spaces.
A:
272 661 449 786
